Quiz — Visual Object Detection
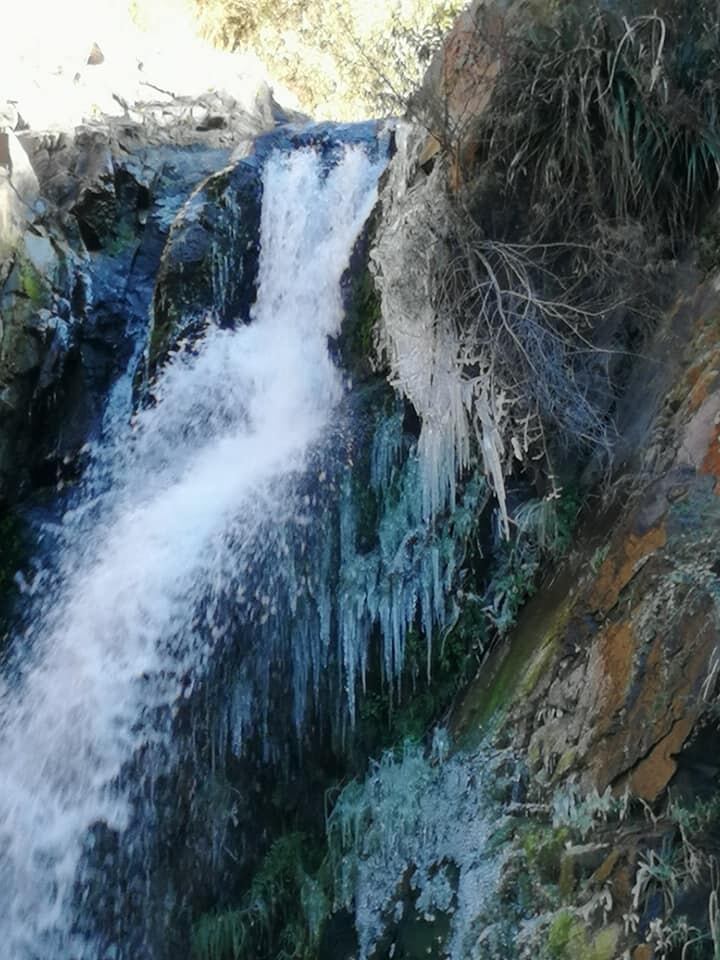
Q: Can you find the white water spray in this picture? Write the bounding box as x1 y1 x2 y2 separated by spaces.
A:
0 144 384 959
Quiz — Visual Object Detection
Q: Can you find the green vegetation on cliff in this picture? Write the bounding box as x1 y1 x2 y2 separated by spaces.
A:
192 832 331 960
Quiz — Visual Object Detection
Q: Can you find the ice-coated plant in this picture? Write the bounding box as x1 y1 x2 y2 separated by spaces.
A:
326 731 510 959
551 784 620 839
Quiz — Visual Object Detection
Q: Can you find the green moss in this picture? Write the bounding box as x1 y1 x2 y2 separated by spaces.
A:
545 913 620 960
452 490 584 748
352 270 380 354
522 826 570 886
340 267 381 377
590 926 620 960
454 584 572 744
553 749 577 781
18 257 48 305
547 911 582 959
558 854 576 899
105 218 139 257
149 290 182 368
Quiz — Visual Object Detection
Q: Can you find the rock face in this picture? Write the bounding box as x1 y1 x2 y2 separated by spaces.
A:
472 271 720 804
0 131 40 256
150 154 263 370
442 265 720 958
415 0 525 187
0 91 289 503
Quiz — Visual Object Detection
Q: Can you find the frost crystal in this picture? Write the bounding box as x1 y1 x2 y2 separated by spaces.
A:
328 735 512 959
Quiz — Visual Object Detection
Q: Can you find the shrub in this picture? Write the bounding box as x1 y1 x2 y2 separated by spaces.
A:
191 833 330 960
479 0 720 241
190 0 464 119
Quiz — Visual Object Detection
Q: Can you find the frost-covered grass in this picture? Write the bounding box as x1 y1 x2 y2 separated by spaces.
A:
192 732 511 960
327 732 511 959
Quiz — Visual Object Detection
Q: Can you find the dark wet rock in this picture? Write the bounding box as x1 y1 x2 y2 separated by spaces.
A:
150 157 263 370
319 910 358 960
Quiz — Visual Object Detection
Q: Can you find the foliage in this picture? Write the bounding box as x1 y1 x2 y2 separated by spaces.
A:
670 793 720 838
522 825 571 886
552 783 622 839
191 833 330 960
481 538 539 637
618 790 720 959
482 486 579 637
357 614 481 748
632 843 680 914
327 738 437 867
190 0 464 119
478 1 720 242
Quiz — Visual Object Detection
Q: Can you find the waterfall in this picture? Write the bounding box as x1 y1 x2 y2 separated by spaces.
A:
0 143 385 959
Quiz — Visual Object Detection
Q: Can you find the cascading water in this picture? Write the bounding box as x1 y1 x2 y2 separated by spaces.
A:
0 142 386 959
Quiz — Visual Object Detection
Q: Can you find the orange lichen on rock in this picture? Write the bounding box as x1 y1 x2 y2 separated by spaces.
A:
632 945 653 960
687 367 717 414
597 620 635 721
682 342 720 415
589 524 667 615
591 593 717 799
700 421 720 490
591 849 622 886
627 716 695 801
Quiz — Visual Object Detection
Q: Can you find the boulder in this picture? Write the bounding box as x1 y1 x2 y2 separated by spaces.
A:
150 156 263 371
414 0 514 186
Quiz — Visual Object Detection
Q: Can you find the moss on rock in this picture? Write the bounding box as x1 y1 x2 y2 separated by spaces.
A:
338 266 382 381
545 914 620 960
